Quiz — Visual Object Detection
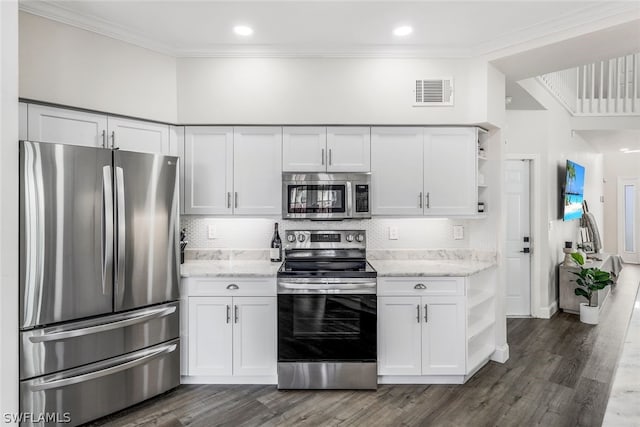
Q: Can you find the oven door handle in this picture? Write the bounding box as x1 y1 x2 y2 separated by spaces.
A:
277 280 377 294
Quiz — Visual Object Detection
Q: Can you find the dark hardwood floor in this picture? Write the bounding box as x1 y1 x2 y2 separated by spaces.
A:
87 266 640 427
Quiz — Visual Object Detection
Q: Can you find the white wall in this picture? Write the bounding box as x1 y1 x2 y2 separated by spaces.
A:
603 152 640 253
177 57 501 126
19 12 178 123
181 217 474 250
505 79 604 317
1 0 20 423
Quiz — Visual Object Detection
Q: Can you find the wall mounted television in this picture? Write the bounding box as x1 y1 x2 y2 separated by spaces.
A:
563 160 585 221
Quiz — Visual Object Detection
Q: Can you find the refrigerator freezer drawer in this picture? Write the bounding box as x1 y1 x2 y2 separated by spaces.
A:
21 301 179 380
20 338 180 427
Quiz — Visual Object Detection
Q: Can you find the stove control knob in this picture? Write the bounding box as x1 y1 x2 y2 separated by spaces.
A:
287 234 296 243
346 234 354 242
297 234 306 242
356 234 365 242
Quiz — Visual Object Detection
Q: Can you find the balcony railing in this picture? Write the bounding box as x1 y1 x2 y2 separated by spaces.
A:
538 53 640 116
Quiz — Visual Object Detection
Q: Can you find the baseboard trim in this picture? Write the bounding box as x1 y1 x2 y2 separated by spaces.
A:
491 344 509 363
181 375 277 385
378 375 465 385
538 301 558 319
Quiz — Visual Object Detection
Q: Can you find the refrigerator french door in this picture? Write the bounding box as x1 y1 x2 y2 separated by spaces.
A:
19 141 180 427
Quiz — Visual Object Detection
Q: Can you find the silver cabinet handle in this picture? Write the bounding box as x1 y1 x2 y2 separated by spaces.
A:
101 166 114 296
101 130 107 148
414 283 426 289
419 192 423 208
111 131 116 149
226 305 231 324
416 304 420 323
234 192 238 209
329 148 332 165
424 304 428 323
234 305 239 323
426 192 430 209
321 148 325 165
227 192 231 208
29 306 177 343
28 342 177 391
226 284 239 290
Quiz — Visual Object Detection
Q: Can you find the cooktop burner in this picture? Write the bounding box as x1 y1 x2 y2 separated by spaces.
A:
277 260 377 278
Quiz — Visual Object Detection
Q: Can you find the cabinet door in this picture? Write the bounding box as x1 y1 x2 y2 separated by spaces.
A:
421 296 465 375
233 127 282 215
184 127 233 215
232 297 277 377
423 128 477 216
108 117 169 154
377 297 422 375
371 127 424 215
282 127 326 172
188 297 233 376
27 104 107 147
326 127 370 172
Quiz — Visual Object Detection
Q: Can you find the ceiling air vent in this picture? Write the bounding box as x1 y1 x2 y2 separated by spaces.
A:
414 78 454 106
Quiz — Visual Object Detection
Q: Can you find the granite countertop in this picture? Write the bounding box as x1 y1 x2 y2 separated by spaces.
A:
370 259 496 277
180 260 281 278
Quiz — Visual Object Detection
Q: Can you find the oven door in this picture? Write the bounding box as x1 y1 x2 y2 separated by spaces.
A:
278 294 376 362
282 181 351 219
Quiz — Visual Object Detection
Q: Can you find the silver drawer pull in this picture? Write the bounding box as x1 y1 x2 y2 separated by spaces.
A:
414 283 426 290
226 284 239 290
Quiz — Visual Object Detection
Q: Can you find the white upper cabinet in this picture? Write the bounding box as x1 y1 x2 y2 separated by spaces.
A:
326 127 371 172
183 126 281 216
371 127 424 216
26 103 171 154
283 126 370 172
184 126 233 215
282 127 326 172
19 102 28 141
423 127 477 216
372 126 478 217
233 127 282 216
107 116 169 154
27 104 107 148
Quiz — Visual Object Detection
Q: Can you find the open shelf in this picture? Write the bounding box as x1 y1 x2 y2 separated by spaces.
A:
468 289 494 310
468 317 495 341
467 343 495 373
478 155 488 161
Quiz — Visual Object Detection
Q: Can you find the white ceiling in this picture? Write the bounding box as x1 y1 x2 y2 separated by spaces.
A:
577 130 640 152
19 1 640 58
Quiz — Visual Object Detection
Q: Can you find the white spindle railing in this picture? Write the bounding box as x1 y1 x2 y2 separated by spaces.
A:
538 53 640 116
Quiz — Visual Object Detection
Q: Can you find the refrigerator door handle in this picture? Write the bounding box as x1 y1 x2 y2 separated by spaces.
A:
102 166 114 296
28 305 177 343
27 342 178 392
115 166 126 301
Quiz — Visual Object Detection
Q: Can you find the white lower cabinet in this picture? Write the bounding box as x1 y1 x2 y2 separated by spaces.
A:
378 295 465 376
182 277 277 384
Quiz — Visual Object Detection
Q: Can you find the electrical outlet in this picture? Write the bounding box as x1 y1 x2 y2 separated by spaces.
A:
207 225 217 239
453 225 464 240
389 226 399 240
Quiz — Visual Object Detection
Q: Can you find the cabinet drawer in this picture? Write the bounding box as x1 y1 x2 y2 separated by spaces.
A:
182 277 277 297
378 277 464 297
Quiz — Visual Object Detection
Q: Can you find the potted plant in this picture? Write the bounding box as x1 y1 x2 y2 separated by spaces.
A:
570 252 613 324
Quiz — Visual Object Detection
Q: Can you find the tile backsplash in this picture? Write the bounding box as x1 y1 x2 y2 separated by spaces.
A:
181 216 474 250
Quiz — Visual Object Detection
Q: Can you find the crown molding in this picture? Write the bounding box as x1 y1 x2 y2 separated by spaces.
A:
18 0 640 59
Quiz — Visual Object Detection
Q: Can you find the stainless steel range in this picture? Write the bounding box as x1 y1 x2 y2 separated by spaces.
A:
277 230 377 390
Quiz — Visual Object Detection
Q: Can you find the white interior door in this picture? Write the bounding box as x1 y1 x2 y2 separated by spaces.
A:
618 177 640 264
505 160 531 316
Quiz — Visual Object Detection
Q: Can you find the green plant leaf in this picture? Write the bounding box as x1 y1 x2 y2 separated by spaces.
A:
574 288 590 301
571 252 585 265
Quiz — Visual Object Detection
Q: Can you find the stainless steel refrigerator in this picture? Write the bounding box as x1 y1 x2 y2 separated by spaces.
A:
19 141 180 426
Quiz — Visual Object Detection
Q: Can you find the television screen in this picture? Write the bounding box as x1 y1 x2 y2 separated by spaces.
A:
563 160 585 221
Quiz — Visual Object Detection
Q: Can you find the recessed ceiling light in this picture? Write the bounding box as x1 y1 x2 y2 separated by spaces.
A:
233 25 253 36
620 148 629 152
393 26 413 37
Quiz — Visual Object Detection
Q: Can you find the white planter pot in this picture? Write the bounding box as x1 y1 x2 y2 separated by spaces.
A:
579 303 599 325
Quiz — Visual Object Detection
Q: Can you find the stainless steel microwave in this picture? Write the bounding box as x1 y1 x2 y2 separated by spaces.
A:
282 173 371 220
